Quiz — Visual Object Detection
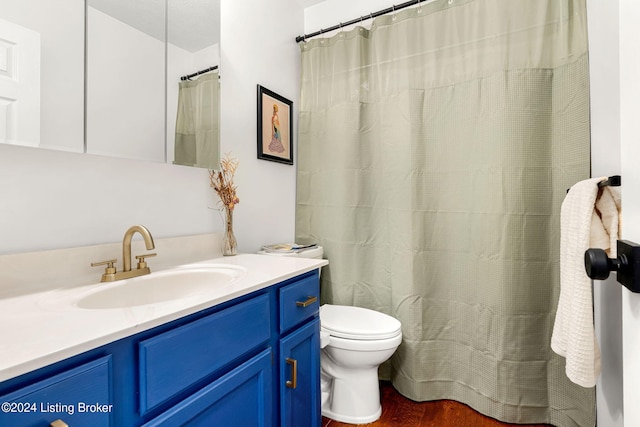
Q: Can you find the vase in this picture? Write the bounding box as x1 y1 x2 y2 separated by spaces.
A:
222 207 237 256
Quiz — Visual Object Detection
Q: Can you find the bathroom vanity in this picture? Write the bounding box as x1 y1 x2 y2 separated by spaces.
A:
0 254 326 426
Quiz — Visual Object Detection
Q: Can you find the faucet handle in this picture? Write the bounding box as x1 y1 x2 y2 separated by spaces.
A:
91 259 117 273
135 253 157 269
91 259 117 282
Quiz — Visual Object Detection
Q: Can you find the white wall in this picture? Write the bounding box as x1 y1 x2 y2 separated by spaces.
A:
0 0 304 257
587 2 624 427
304 0 397 34
619 2 640 426
220 0 304 252
0 146 216 254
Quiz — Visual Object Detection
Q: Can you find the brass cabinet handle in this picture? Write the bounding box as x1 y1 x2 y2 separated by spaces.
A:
50 420 69 427
286 357 298 389
296 296 318 308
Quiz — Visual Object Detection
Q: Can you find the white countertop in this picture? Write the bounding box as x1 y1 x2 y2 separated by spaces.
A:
0 254 328 382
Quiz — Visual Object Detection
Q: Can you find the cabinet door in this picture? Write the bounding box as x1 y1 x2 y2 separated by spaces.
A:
142 349 272 427
280 318 320 427
0 356 112 427
138 293 271 413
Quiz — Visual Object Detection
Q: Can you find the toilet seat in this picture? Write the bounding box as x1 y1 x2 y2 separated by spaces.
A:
320 304 401 340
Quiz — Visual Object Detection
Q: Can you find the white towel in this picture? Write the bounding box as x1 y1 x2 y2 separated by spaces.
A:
551 177 621 388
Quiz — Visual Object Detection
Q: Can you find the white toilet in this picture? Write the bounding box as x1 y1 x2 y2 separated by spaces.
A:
258 245 402 424
319 304 402 424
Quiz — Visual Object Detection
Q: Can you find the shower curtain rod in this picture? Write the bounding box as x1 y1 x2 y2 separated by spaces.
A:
180 65 218 81
295 0 430 43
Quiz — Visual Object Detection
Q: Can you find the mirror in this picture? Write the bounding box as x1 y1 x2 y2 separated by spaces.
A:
0 0 220 169
87 0 221 168
86 0 167 162
167 0 221 169
0 0 85 153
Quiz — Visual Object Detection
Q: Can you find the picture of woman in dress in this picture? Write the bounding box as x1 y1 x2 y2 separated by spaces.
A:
258 85 293 164
268 103 285 153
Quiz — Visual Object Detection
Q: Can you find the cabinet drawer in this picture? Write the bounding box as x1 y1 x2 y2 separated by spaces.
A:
139 293 271 413
0 356 112 427
142 349 272 427
279 273 320 333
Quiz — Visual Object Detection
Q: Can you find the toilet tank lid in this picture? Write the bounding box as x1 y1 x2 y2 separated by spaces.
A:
257 245 324 259
320 304 402 340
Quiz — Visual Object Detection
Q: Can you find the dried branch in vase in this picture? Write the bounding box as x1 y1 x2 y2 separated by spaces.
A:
209 153 240 211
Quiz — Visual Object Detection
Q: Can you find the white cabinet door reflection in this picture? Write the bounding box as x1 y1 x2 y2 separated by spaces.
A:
0 0 84 153
0 18 40 147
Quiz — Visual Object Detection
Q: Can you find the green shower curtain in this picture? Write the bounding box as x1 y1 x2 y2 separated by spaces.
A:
174 71 220 168
295 1 594 426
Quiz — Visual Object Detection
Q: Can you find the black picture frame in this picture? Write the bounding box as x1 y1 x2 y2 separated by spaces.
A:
257 85 293 165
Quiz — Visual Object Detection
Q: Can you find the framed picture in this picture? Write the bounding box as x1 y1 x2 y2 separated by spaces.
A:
257 85 293 165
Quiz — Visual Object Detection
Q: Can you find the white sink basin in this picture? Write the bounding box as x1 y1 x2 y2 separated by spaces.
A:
76 264 246 309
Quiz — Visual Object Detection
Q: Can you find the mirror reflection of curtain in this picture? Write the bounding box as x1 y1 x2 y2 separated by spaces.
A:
296 1 594 426
174 71 220 168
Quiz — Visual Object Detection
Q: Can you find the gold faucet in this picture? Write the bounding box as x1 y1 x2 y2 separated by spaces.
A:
91 225 157 282
122 225 155 273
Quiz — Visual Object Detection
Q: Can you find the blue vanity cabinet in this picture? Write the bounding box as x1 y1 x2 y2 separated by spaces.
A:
138 292 273 425
280 318 320 427
278 273 321 427
141 349 273 426
138 293 272 414
0 269 322 427
0 356 113 426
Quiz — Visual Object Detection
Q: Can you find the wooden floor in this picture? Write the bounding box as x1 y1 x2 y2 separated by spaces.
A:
322 382 553 427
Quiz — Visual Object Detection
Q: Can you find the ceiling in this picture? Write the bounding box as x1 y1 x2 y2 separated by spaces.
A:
88 0 220 53
88 0 332 52
295 0 325 7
